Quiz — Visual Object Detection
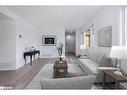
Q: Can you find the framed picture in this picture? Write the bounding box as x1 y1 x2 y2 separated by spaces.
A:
42 35 57 46
98 26 112 47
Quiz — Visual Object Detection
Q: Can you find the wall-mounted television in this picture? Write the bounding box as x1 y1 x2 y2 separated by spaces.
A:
42 35 57 46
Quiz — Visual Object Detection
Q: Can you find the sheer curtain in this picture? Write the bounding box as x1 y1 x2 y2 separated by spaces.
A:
119 6 127 46
81 32 86 47
90 28 94 48
125 7 127 46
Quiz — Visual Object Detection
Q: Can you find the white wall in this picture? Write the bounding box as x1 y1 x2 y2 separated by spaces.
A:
0 7 65 70
0 7 40 70
16 19 40 69
76 31 82 56
0 20 16 70
76 6 127 73
38 27 65 58
90 7 121 55
76 7 121 56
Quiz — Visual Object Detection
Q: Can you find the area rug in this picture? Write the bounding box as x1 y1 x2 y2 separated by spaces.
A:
25 63 87 89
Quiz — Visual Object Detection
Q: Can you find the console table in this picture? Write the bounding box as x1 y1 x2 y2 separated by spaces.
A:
23 50 40 65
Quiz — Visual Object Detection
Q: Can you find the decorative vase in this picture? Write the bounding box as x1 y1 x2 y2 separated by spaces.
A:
60 60 63 64
59 56 63 63
59 56 62 61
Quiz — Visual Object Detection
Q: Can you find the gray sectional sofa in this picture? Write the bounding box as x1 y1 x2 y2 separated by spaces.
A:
40 75 96 89
40 48 114 89
78 48 114 83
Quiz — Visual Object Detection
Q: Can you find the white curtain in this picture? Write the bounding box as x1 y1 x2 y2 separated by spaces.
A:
81 32 86 47
125 7 127 46
84 32 86 48
90 28 94 47
80 32 86 55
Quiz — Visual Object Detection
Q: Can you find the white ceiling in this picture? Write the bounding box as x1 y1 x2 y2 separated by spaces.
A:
6 6 102 30
0 13 13 20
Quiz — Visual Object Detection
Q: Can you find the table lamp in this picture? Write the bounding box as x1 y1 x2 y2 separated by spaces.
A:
80 44 86 56
110 46 127 75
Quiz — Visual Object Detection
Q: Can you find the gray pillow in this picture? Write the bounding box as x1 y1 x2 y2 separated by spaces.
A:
98 56 110 67
110 58 117 67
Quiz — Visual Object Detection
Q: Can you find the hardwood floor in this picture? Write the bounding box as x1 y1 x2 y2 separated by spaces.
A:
0 54 78 89
0 58 53 89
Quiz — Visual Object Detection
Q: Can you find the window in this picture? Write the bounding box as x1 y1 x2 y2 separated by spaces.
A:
85 32 90 48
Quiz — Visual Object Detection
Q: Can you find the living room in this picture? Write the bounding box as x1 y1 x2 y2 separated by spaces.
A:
0 4 127 91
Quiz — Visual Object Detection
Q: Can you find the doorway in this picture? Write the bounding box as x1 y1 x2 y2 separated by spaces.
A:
65 31 76 56
85 31 91 48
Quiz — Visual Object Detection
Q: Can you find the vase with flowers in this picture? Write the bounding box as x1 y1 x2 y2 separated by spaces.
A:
57 42 64 62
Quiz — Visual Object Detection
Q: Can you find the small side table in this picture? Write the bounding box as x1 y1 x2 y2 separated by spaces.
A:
53 60 68 78
102 70 127 89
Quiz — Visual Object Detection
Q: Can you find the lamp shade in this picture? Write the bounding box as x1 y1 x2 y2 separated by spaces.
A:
110 46 127 59
80 45 86 50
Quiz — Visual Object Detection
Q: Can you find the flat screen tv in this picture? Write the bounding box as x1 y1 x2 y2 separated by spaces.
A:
42 35 56 46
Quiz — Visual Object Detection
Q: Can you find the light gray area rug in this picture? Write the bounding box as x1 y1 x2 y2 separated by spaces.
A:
25 64 87 89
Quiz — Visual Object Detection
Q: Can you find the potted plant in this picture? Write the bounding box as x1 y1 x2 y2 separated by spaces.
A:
57 42 64 62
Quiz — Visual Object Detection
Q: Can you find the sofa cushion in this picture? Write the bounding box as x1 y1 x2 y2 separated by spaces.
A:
110 58 117 67
40 75 96 89
98 55 111 67
79 59 99 74
97 53 105 63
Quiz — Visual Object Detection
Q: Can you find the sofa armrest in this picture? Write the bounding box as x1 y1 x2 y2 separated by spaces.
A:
98 67 117 70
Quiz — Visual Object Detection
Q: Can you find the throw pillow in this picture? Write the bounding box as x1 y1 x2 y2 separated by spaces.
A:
98 55 110 67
